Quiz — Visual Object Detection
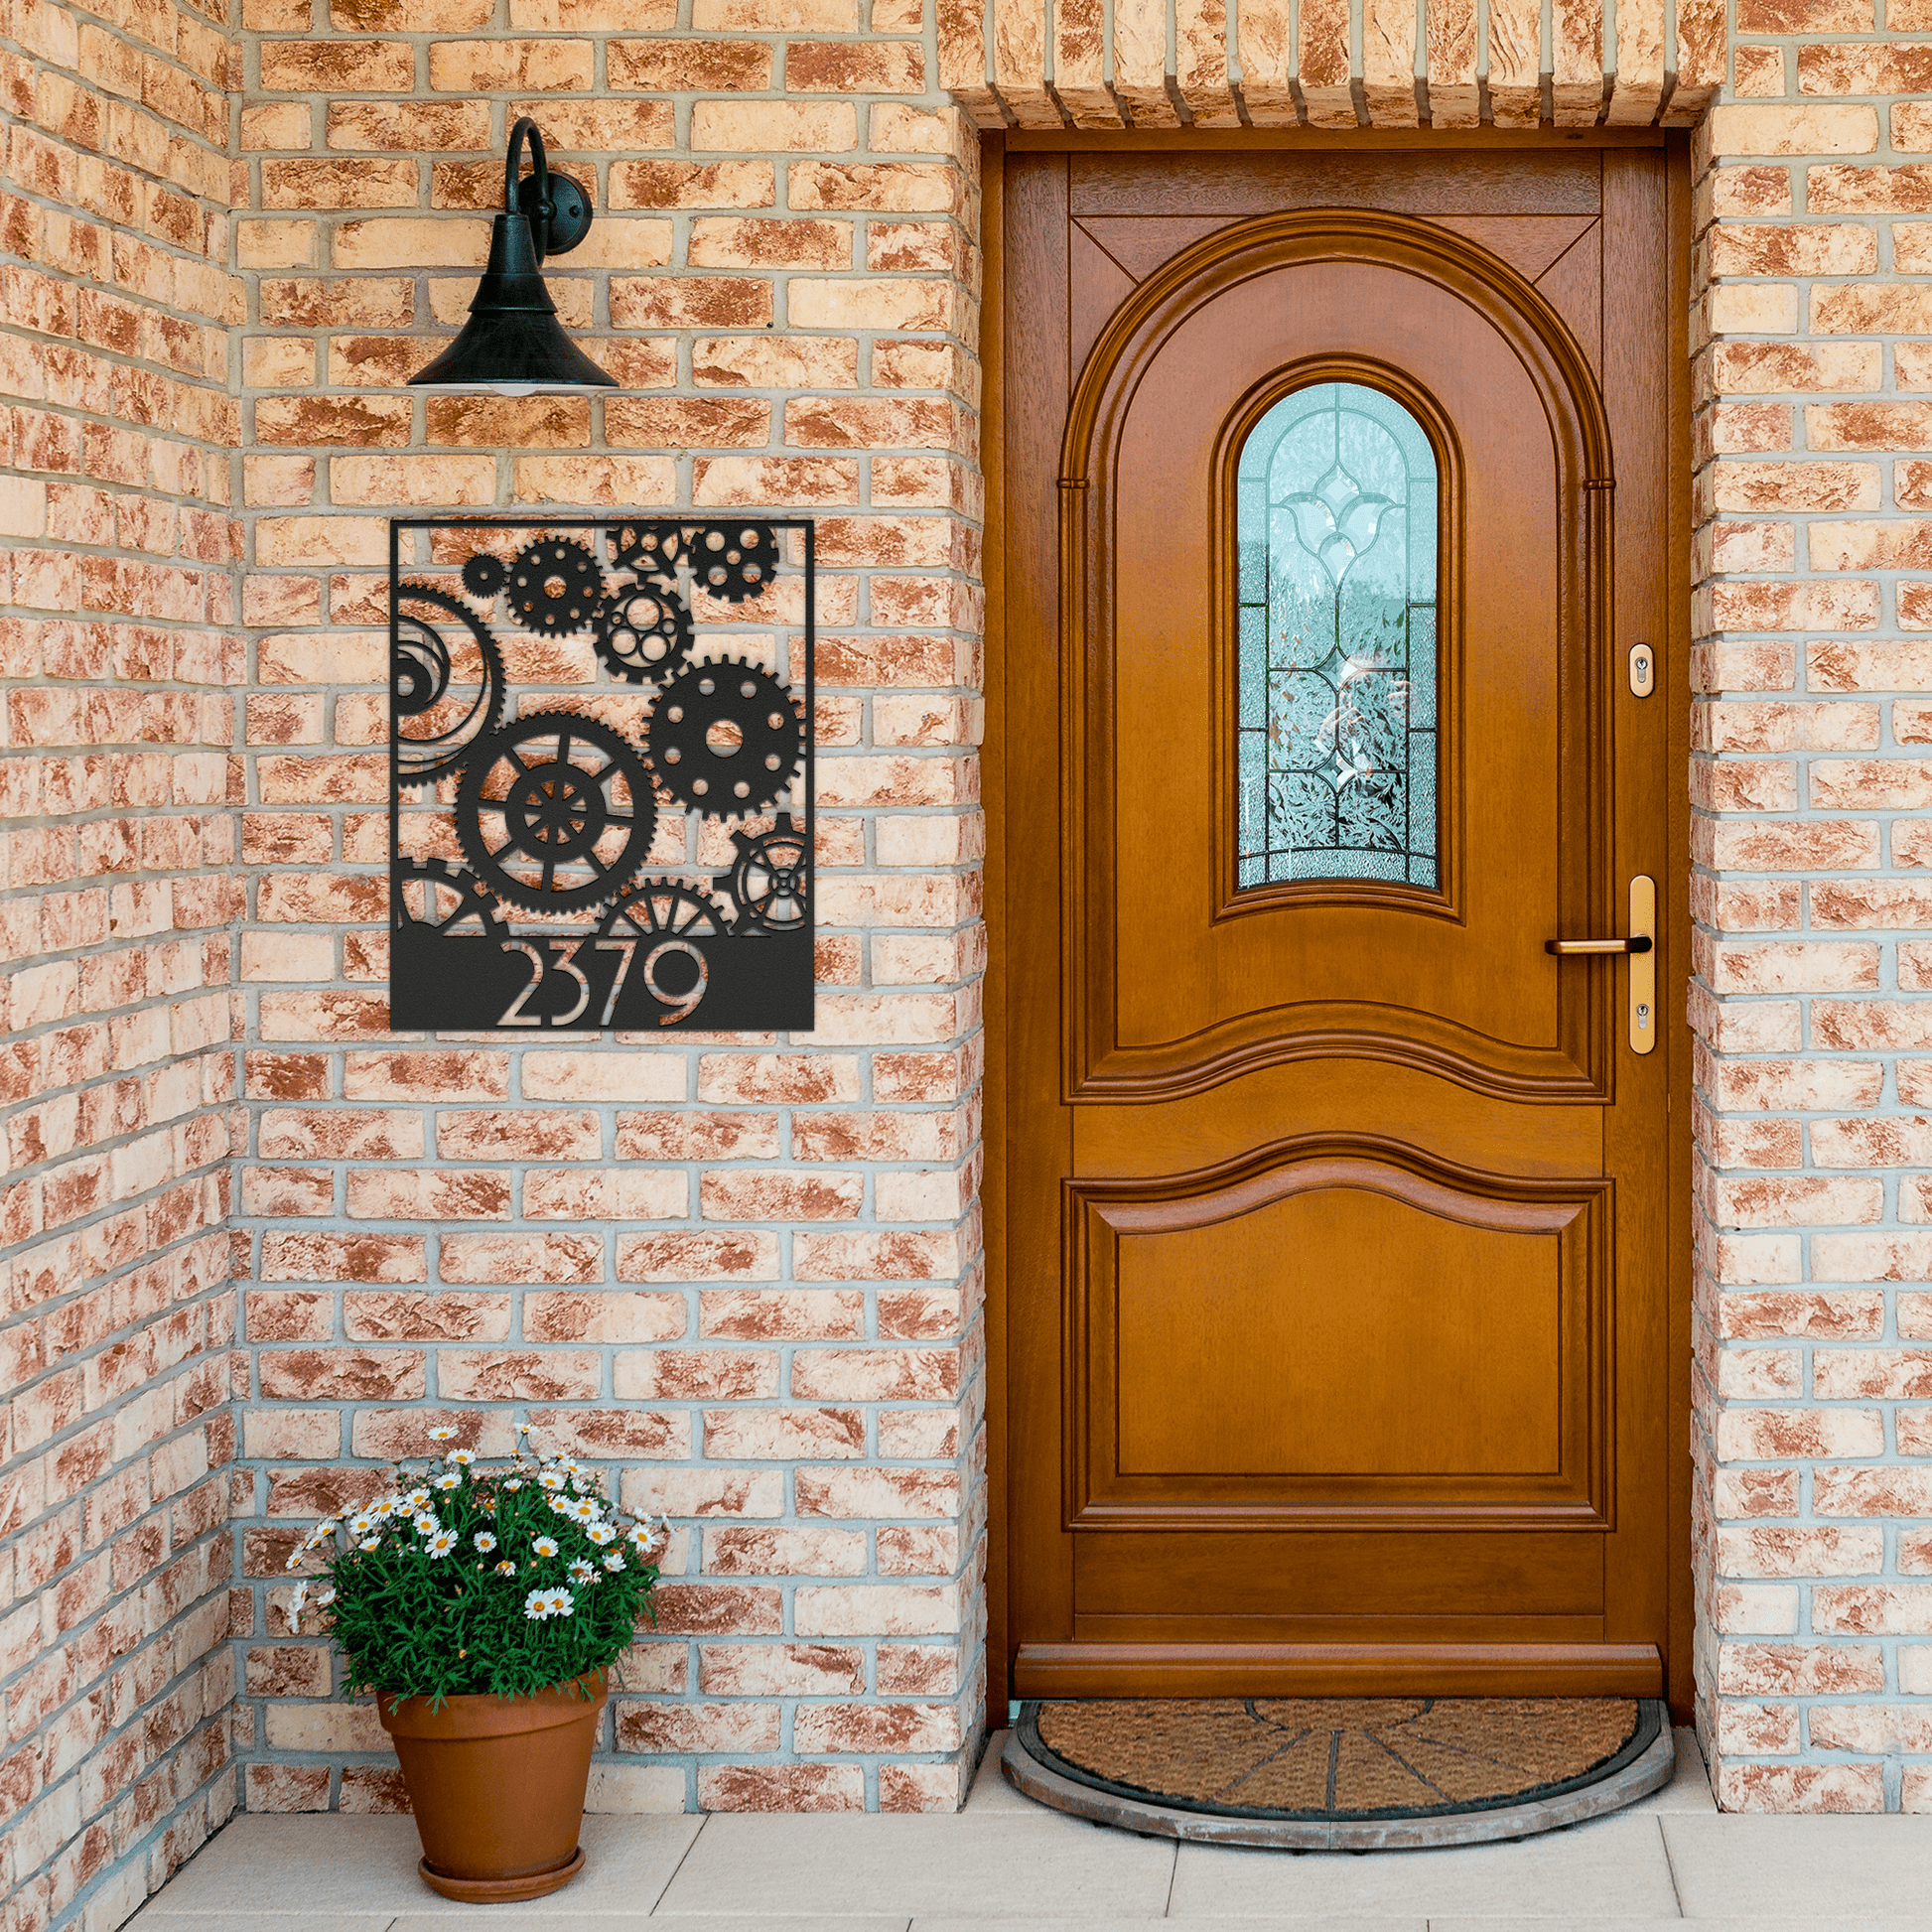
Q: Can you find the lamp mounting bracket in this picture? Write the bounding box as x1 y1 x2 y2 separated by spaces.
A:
514 167 592 259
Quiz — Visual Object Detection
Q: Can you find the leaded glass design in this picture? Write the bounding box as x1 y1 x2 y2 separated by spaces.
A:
1236 381 1440 891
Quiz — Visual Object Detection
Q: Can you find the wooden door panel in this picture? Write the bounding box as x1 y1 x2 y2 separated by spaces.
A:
1005 146 1684 1704
1068 1150 1609 1527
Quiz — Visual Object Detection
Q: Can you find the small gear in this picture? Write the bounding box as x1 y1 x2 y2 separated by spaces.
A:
503 535 606 637
457 711 656 916
392 857 505 937
608 522 689 580
594 580 692 684
462 552 507 600
645 656 804 818
600 878 733 944
727 815 809 931
690 523 778 605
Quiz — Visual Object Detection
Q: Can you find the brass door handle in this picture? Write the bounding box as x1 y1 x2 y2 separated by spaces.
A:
1544 877 1657 1056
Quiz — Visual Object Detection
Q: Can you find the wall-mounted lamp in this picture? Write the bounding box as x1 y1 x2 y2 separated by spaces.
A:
409 117 615 396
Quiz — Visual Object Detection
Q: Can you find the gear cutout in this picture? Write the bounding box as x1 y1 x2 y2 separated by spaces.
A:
609 522 689 580
392 582 506 789
691 523 777 605
392 857 505 937
727 815 810 931
645 656 803 818
600 878 732 943
595 580 692 684
456 711 656 916
503 536 606 637
462 553 507 600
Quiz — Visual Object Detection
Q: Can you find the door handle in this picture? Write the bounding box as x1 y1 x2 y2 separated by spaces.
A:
1543 877 1657 1055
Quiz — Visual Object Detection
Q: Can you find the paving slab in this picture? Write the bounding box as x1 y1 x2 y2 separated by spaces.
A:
1617 1729 1714 1815
131 1813 704 1917
1662 1813 1932 1919
917 1920 1424 1932
657 1814 1175 1917
1169 1815 1680 1919
965 1731 1035 1814
130 1917 395 1931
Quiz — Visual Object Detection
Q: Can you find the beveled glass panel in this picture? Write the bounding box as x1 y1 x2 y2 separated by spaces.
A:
1236 381 1440 891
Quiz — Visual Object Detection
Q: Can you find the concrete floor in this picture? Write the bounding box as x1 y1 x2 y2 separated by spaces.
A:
129 1728 1932 1928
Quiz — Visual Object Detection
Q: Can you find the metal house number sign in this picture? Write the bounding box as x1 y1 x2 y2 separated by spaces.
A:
388 516 814 1033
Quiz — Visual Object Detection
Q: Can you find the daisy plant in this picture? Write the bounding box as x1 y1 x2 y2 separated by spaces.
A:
285 1425 668 1706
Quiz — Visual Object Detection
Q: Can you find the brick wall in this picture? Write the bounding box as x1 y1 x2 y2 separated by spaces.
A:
0 0 245 1922
20 0 1932 1882
227 0 989 1817
1691 35 1932 1811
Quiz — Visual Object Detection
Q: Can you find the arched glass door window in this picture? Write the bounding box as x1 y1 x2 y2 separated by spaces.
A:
1236 381 1440 891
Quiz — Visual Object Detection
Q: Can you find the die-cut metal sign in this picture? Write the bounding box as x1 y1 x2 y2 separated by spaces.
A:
388 516 814 1034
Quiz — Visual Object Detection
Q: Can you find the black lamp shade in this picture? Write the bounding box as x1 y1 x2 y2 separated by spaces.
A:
409 119 615 395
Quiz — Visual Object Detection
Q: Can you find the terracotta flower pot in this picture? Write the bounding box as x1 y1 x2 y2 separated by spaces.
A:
377 1670 607 1902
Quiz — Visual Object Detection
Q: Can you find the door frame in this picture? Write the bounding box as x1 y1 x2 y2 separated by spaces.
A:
979 127 1696 1726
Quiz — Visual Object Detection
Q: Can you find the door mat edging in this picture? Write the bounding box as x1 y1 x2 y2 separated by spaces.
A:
1014 1697 1665 1827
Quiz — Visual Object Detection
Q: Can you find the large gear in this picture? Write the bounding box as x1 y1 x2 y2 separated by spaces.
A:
456 711 656 916
608 522 689 580
594 579 692 684
392 857 505 938
502 535 606 637
645 657 804 818
391 582 506 789
690 523 778 604
727 815 809 932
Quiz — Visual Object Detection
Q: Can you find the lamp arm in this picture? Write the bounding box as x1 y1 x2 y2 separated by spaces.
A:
504 115 551 260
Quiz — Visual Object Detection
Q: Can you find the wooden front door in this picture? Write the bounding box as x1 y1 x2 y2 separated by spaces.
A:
998 145 1688 1704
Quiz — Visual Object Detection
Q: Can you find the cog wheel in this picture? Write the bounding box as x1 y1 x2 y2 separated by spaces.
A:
599 878 733 944
727 814 810 932
392 582 506 789
503 535 606 637
608 521 689 580
645 656 804 818
456 711 656 916
462 552 507 600
392 857 506 937
690 523 778 605
595 579 692 684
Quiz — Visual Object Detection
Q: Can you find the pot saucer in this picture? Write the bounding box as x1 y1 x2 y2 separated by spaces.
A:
418 1845 585 1901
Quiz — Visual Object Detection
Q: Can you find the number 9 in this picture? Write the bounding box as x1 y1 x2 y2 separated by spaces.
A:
642 939 708 1026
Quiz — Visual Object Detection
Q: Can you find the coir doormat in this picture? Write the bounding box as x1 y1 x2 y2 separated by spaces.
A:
1008 1697 1670 1846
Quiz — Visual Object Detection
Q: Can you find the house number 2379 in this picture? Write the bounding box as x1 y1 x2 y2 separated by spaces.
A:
495 937 708 1029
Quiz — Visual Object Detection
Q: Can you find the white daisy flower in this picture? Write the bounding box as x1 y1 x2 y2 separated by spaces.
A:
314 1586 336 1608
532 1535 559 1559
626 1523 655 1550
495 1559 517 1576
287 1583 308 1630
564 1498 599 1524
546 1587 574 1618
538 1470 567 1491
433 1471 462 1492
516 1421 533 1435
447 1449 477 1466
359 1537 381 1552
602 1552 626 1573
568 1559 595 1585
427 1530 459 1558
523 1587 555 1621
370 1497 398 1518
346 1513 374 1537
586 1523 617 1546
429 1426 457 1442
405 1488 431 1509
503 1478 523 1492
473 1531 497 1554
413 1511 439 1536
284 1551 302 1573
